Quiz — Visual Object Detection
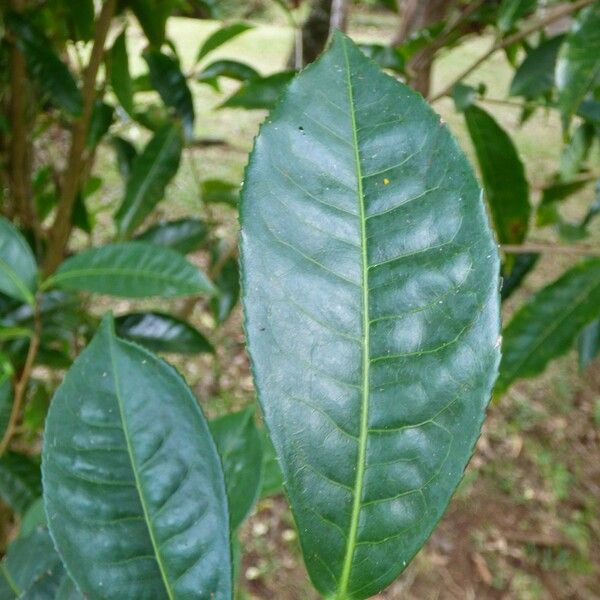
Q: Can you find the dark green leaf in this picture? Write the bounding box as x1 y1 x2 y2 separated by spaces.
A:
135 218 208 254
19 497 46 538
578 98 600 124
0 217 37 305
109 29 135 116
209 407 263 530
0 361 13 442
581 180 600 229
559 122 594 181
556 4 600 128
115 311 213 354
64 0 95 41
509 35 564 98
358 44 405 74
497 259 600 394
127 0 174 47
221 71 295 110
115 123 183 238
578 318 600 369
196 22 253 62
259 428 284 498
501 252 539 301
55 575 84 600
86 101 115 148
42 316 232 598
0 527 62 599
537 176 593 227
197 59 259 90
111 136 138 180
240 33 500 598
45 242 215 298
202 179 239 207
7 12 82 117
144 49 195 137
497 0 536 33
464 104 531 244
211 242 239 324
0 452 41 515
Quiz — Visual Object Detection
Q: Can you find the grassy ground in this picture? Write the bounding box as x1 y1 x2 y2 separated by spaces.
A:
89 9 600 599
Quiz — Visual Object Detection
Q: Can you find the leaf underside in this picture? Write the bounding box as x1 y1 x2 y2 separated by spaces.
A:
240 33 500 599
42 317 232 599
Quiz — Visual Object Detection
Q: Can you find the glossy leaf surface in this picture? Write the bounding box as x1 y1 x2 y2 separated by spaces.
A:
109 30 135 116
42 317 232 599
509 35 564 98
115 124 183 238
556 4 600 128
209 407 263 530
144 49 195 137
196 23 252 62
0 217 37 305
135 218 208 254
46 242 215 298
115 311 213 354
240 33 500 598
7 13 82 116
464 104 530 245
497 259 600 394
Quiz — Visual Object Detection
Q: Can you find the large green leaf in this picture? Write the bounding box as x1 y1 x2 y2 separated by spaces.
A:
196 22 253 62
135 218 208 254
0 452 41 515
44 242 215 298
509 35 564 99
497 259 600 394
7 13 82 117
0 217 37 305
115 311 213 354
115 124 183 238
144 49 195 137
209 407 263 530
555 4 600 129
109 30 135 116
240 33 500 598
42 316 232 599
464 105 531 245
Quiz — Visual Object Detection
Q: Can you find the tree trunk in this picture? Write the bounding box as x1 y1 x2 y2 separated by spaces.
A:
290 0 349 68
394 0 456 97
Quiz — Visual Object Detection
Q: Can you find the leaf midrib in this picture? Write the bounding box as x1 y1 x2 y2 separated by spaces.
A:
107 331 175 600
337 36 370 599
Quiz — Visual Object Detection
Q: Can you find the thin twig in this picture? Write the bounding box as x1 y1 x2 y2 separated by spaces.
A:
0 300 41 457
501 243 600 257
429 0 596 102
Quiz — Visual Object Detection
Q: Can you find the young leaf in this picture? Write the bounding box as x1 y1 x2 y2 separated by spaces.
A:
6 13 83 117
197 59 259 90
497 259 600 394
44 242 215 298
196 22 253 62
115 123 183 238
0 452 41 515
221 71 296 110
464 105 531 245
578 319 600 370
144 49 195 137
109 29 135 116
509 35 564 99
0 217 37 305
555 4 600 129
209 407 263 530
115 311 213 354
240 33 500 599
135 218 208 254
42 316 232 599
